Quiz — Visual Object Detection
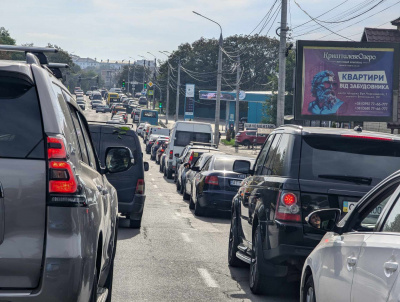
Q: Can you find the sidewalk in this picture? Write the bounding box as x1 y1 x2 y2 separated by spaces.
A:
159 115 259 158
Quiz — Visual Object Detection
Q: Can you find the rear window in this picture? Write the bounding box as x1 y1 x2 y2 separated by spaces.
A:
175 131 211 147
0 74 44 159
92 94 102 100
300 136 400 186
142 111 157 118
213 158 236 171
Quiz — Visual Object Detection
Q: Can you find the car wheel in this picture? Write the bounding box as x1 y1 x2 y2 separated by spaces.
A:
179 180 184 194
176 179 181 191
249 225 280 295
194 197 205 216
228 208 243 267
304 275 316 302
104 221 118 302
163 167 167 177
189 195 195 210
182 186 190 201
167 169 173 179
243 140 250 147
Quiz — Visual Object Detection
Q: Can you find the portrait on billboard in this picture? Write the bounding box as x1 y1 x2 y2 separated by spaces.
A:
295 41 400 122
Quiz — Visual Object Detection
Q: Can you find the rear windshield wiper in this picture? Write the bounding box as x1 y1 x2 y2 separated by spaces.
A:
318 174 372 185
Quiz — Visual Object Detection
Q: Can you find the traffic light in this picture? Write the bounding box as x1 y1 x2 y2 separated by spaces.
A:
144 82 147 89
122 80 125 87
159 102 162 108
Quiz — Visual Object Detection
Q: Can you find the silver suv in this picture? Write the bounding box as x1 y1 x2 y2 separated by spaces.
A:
0 45 131 301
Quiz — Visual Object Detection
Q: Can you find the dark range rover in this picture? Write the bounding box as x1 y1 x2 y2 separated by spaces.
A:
228 125 400 295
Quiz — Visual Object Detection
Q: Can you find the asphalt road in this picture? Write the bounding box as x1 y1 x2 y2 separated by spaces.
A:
83 100 299 302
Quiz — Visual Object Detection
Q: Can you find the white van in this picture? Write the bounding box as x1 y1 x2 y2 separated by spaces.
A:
164 121 213 179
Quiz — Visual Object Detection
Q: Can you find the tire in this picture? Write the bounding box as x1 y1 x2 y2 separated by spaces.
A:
249 225 280 295
105 222 118 302
228 208 243 267
189 195 195 209
163 166 167 177
194 196 206 216
303 275 316 302
243 140 250 147
182 186 190 201
167 168 173 179
176 179 181 192
129 218 141 229
179 180 184 194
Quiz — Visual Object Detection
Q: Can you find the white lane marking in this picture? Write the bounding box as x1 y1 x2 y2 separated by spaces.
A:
197 268 219 288
181 233 192 243
153 185 158 189
151 178 155 181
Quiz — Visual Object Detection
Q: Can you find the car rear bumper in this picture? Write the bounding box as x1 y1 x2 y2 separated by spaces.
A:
197 191 235 211
119 194 146 219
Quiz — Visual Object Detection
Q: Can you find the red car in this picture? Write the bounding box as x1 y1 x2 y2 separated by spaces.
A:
235 130 267 146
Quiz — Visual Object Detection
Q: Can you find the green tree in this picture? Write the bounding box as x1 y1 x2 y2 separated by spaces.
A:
0 27 16 60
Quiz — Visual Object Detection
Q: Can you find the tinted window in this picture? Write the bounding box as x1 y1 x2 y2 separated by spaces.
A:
269 134 292 176
78 113 97 168
70 108 89 164
175 131 211 147
254 135 274 175
246 132 256 136
142 111 157 118
0 75 44 159
92 94 102 100
382 194 400 233
262 133 281 175
300 136 400 186
213 158 235 171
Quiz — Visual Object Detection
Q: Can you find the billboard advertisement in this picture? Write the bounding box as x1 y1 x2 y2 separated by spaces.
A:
199 90 247 101
295 41 400 122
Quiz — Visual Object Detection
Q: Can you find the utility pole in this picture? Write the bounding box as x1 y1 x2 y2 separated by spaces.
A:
215 33 223 145
175 59 181 122
133 64 136 95
153 58 156 110
142 60 146 91
166 64 170 124
277 0 288 127
127 60 130 95
235 56 241 153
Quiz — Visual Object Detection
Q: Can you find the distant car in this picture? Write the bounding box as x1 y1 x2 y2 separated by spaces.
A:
156 141 168 164
96 105 111 113
136 123 146 137
160 151 168 174
107 117 124 124
91 100 103 109
150 137 169 160
139 97 147 105
91 91 102 101
76 95 84 102
86 90 92 96
145 134 162 154
112 106 126 116
189 155 255 216
235 130 267 146
77 101 85 110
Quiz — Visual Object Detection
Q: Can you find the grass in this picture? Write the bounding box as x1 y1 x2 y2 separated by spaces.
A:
221 139 236 146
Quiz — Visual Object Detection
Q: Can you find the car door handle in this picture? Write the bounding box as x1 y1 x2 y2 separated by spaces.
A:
384 261 398 274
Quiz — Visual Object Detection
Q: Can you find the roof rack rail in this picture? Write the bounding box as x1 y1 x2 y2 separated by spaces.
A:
189 141 218 148
280 124 303 130
0 45 57 65
47 63 69 80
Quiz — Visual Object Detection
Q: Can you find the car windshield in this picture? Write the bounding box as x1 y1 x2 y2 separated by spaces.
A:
300 136 400 186
175 131 211 147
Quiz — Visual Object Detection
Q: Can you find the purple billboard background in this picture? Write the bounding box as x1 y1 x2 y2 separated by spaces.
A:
301 47 395 117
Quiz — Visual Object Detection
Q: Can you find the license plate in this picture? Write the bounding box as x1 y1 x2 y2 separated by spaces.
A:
230 180 242 186
343 201 357 213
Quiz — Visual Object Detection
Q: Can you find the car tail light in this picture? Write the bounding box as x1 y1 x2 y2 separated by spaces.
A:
169 150 173 159
161 149 164 152
275 191 301 222
188 153 194 163
205 175 219 185
341 134 392 141
136 179 145 194
47 136 78 194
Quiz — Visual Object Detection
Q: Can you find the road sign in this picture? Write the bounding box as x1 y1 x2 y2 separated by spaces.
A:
148 81 153 88
148 90 154 96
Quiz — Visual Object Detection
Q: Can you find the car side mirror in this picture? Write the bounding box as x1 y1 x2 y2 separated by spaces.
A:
144 162 149 171
305 209 341 232
191 166 200 172
105 147 133 173
233 160 251 174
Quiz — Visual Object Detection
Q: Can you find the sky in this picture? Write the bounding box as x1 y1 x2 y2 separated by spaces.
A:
2 0 399 62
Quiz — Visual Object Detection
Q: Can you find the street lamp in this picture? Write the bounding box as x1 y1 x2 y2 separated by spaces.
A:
139 55 149 108
193 11 223 146
147 52 158 110
159 51 172 124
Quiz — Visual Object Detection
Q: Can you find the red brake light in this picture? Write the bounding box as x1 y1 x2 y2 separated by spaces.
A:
275 191 301 222
136 179 145 194
205 175 219 185
47 136 67 159
341 134 392 141
49 161 77 193
161 149 164 152
188 154 194 163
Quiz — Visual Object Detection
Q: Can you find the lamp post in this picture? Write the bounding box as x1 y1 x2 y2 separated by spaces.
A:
147 52 157 109
139 55 148 108
193 11 223 146
159 51 171 124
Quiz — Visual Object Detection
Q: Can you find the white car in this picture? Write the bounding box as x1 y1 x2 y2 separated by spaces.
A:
137 123 147 137
300 171 400 302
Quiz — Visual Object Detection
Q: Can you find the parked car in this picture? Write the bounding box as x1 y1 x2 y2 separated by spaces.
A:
150 136 169 160
96 104 112 113
91 100 103 109
156 141 168 164
0 46 126 301
77 100 85 110
175 143 219 184
235 130 267 146
164 121 213 179
89 124 149 228
189 155 255 216
300 170 400 302
183 151 221 202
228 125 400 295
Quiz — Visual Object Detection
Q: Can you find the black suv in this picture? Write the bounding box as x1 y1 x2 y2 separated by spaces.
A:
228 125 400 294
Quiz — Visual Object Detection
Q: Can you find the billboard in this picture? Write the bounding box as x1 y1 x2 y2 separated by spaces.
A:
184 84 195 120
199 90 246 101
295 41 400 122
